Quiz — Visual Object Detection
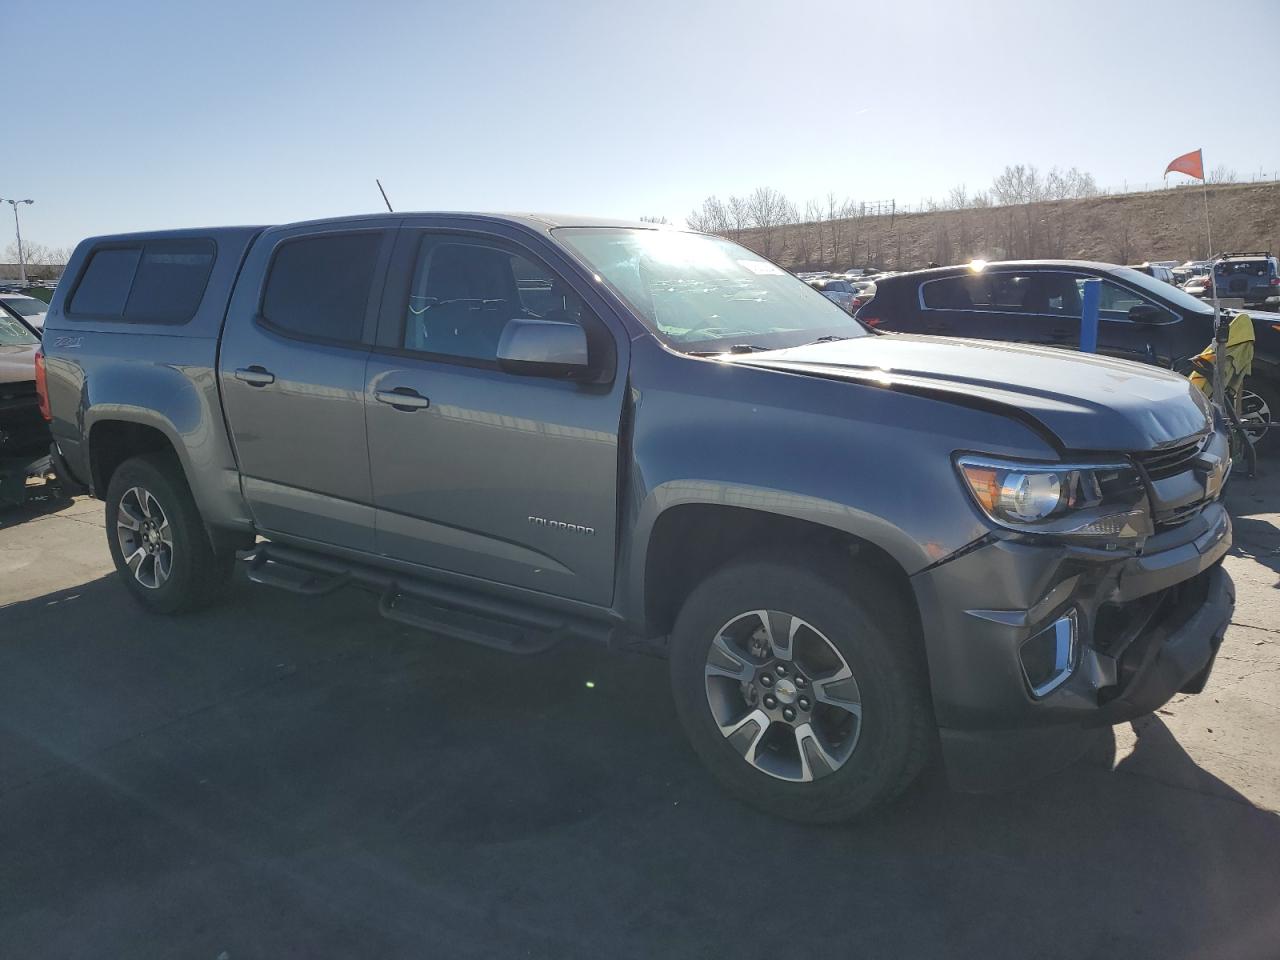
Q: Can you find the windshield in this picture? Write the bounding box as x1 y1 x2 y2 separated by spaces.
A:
554 228 866 352
1 296 47 318
1109 266 1212 314
0 314 39 346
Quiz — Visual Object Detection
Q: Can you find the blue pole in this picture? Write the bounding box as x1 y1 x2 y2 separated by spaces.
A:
1080 278 1100 353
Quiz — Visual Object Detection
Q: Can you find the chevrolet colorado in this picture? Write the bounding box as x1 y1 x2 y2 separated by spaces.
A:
38 215 1235 821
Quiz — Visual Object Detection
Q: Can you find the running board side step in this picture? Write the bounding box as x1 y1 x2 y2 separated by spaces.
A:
239 542 614 654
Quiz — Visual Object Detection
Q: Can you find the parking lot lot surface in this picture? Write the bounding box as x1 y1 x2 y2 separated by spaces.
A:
2 465 1279 959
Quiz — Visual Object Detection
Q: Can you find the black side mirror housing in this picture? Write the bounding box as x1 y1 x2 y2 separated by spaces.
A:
1128 303 1162 324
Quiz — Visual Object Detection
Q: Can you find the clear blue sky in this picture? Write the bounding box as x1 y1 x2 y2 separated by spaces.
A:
7 0 1279 251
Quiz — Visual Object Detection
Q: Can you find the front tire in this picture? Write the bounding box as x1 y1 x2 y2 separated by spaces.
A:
104 453 233 614
669 556 931 823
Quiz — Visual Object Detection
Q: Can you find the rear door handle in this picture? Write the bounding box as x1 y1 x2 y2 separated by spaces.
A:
374 387 430 411
234 366 275 387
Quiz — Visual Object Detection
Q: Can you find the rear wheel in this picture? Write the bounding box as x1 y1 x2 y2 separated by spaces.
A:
104 453 234 613
669 557 931 822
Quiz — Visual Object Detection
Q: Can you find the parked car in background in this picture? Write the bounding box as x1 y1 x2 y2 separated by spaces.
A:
39 215 1236 821
1173 260 1212 285
849 280 876 316
806 277 857 313
855 260 1280 449
0 293 49 332
1213 252 1279 306
1184 274 1213 298
1129 262 1176 285
0 309 51 504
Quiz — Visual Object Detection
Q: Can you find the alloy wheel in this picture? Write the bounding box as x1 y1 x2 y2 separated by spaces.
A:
704 609 863 783
115 486 174 589
1238 389 1271 443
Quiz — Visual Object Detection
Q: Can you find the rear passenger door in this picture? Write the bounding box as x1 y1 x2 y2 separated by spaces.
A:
363 222 627 605
220 223 396 550
915 273 1016 343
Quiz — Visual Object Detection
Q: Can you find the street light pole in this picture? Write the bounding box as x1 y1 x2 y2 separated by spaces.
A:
1 198 34 285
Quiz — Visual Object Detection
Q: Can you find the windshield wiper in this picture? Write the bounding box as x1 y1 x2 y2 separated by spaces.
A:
802 335 851 345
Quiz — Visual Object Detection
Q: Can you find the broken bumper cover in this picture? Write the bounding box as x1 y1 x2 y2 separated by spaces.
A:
912 501 1234 790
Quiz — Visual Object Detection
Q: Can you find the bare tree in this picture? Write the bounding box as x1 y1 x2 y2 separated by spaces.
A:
747 186 791 259
639 215 669 224
686 197 729 235
5 241 71 281
726 195 750 242
1207 165 1238 184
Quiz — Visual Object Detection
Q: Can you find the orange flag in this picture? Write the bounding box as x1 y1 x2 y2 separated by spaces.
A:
1165 149 1204 180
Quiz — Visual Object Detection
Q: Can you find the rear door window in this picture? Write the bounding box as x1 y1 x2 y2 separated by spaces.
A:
261 232 382 343
921 275 989 309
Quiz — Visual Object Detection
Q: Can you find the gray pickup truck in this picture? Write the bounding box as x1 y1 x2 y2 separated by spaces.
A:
38 214 1235 822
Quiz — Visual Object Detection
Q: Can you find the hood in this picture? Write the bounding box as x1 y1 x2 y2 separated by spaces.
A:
725 333 1211 453
0 343 39 386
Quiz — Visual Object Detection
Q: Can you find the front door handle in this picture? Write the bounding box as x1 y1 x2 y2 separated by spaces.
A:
234 366 275 387
374 387 430 411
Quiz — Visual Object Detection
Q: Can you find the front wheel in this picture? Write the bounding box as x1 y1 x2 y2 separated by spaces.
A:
104 453 233 614
668 557 931 823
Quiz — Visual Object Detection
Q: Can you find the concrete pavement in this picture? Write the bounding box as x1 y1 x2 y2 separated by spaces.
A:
1 469 1278 959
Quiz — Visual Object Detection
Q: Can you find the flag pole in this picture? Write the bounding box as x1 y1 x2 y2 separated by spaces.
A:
1202 153 1227 414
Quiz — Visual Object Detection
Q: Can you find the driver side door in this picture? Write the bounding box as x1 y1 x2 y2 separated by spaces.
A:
363 223 627 605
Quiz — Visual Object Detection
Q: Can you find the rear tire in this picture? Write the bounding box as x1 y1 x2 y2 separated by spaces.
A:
668 556 931 823
104 453 234 614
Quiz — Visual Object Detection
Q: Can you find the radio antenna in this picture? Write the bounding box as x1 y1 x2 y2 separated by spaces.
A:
376 178 394 212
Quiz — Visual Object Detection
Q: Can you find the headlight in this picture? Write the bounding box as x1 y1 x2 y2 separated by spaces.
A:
956 455 1152 541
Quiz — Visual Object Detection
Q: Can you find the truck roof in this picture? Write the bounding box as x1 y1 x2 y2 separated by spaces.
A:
73 213 664 250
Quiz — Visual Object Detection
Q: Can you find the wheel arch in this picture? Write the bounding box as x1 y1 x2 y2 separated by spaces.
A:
87 414 187 500
632 496 927 651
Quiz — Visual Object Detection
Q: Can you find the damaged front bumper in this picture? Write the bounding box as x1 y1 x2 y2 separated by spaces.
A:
912 500 1235 791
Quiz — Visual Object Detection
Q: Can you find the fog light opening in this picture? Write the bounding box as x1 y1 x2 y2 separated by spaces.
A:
1020 610 1077 698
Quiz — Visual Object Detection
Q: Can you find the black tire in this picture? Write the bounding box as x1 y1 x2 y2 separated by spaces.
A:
104 452 234 614
669 556 932 823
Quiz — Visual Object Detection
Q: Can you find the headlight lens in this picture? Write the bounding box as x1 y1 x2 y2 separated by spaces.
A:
956 455 1152 541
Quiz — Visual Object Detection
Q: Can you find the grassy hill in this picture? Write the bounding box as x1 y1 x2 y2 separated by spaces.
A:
738 180 1280 272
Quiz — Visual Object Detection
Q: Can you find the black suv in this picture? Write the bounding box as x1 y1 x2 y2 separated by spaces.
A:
857 260 1279 449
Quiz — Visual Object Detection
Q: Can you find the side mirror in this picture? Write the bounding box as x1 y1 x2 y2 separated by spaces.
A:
497 318 590 378
1128 303 1162 324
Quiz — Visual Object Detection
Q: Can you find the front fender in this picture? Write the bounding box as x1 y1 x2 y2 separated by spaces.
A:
619 341 1060 628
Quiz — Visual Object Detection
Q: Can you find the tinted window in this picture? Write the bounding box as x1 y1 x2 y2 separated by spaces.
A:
262 233 381 343
921 275 988 309
1095 280 1146 313
69 247 141 316
988 274 1033 309
124 241 215 322
402 239 589 362
1025 274 1083 316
